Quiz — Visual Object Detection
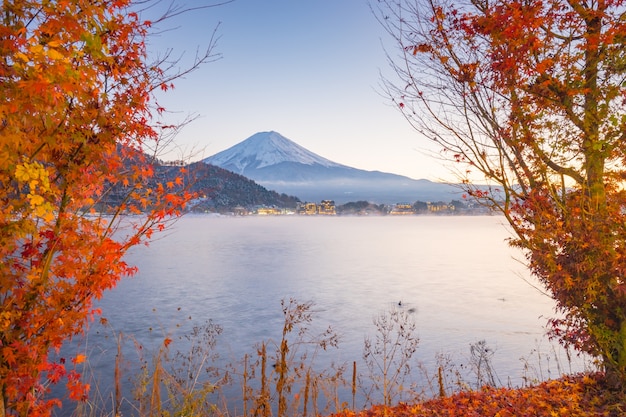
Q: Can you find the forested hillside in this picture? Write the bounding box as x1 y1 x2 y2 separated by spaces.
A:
157 162 301 212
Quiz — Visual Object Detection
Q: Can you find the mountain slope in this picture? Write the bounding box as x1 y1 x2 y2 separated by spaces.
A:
203 131 458 204
156 162 300 212
102 153 300 212
204 131 345 174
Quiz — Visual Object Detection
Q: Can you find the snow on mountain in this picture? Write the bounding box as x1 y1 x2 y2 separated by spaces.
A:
204 131 344 175
203 131 458 204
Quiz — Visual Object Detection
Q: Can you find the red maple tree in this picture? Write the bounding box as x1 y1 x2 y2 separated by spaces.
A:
375 0 626 385
0 1 218 415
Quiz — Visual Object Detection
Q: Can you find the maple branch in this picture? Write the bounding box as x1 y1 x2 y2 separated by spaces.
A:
135 0 235 24
148 23 222 93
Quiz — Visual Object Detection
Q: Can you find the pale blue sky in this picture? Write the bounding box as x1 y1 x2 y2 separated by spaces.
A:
146 0 452 181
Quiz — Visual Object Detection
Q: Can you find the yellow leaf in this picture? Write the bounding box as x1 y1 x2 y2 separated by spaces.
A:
14 164 28 182
46 48 64 61
29 43 44 55
15 52 29 62
46 39 62 48
28 193 44 207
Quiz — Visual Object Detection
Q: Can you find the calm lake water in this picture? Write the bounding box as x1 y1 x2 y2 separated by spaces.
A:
57 215 589 414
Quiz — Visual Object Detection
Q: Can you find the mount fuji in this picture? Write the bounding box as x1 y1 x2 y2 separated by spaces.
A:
203 131 458 204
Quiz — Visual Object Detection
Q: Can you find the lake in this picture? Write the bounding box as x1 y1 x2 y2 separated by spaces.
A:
57 215 589 414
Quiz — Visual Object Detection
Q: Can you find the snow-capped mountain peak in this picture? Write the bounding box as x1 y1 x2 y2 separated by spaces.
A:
202 131 457 204
203 131 343 174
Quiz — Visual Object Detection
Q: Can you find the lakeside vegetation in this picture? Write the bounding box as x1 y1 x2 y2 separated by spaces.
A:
332 374 626 417
62 299 607 417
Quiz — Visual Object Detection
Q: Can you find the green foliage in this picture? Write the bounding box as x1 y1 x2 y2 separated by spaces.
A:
336 201 386 215
412 201 429 212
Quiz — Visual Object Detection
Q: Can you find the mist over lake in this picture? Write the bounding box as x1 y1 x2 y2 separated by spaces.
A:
58 215 588 414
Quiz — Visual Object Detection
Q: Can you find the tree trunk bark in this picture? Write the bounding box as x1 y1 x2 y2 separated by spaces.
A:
0 388 5 417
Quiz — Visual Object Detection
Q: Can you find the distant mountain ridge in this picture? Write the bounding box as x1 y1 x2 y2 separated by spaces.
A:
203 131 459 204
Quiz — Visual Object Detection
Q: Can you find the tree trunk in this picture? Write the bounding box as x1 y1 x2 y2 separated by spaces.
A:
609 321 626 390
0 387 5 417
603 362 625 392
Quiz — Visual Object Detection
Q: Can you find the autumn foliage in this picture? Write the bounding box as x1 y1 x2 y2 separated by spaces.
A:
330 373 625 417
0 1 203 415
375 0 626 386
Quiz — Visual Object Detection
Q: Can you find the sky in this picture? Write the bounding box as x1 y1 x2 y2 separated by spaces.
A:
143 0 454 182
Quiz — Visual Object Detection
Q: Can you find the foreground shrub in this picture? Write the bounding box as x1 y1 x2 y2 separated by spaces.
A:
331 372 624 417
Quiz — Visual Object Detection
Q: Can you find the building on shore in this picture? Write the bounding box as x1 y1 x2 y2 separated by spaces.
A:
318 200 336 215
427 202 456 212
297 202 318 215
256 207 284 215
297 200 336 215
390 203 415 215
